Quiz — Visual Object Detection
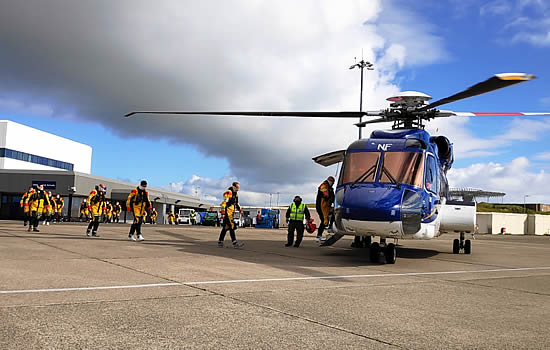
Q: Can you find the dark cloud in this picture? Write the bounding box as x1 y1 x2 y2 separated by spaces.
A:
0 1 446 204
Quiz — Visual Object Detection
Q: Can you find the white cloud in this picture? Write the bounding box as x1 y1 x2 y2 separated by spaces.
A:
426 116 550 160
448 157 550 203
480 0 513 16
0 0 449 196
534 152 550 160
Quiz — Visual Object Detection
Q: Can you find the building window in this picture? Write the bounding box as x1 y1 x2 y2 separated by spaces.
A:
0 148 74 171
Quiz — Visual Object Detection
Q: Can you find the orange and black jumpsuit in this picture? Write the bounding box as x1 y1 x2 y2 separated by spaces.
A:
87 187 106 236
26 188 50 231
56 197 64 222
126 187 151 238
218 186 241 243
315 180 334 239
20 189 35 226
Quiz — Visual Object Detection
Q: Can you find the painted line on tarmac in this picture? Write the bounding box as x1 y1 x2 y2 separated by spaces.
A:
1 266 550 294
0 282 181 294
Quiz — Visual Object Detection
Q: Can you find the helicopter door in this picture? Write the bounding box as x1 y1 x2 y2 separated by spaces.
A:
312 150 345 167
425 154 440 217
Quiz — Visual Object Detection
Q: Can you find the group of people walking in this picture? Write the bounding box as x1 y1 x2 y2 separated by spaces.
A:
79 200 122 224
84 180 153 241
20 177 338 249
20 185 65 232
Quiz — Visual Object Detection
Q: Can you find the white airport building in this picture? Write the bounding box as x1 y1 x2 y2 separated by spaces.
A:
0 120 92 173
0 120 211 223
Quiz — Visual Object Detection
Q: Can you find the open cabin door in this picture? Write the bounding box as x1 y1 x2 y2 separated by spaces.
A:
312 150 345 167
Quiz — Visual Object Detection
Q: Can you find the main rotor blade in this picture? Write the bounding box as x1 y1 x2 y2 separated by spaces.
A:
420 73 536 111
450 111 550 117
125 111 380 118
354 117 390 127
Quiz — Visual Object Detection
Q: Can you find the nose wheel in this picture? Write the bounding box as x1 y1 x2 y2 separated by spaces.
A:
453 232 471 254
369 239 397 264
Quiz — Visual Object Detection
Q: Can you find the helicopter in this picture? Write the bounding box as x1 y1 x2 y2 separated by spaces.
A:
126 72 550 264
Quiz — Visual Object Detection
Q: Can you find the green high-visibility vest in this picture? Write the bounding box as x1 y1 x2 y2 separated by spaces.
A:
289 202 306 221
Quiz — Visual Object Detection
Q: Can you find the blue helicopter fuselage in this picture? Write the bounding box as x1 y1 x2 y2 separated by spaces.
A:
333 129 453 239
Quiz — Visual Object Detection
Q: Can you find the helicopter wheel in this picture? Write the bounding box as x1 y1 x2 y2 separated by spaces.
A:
385 243 396 264
464 239 471 254
369 242 380 263
363 236 372 248
452 239 460 254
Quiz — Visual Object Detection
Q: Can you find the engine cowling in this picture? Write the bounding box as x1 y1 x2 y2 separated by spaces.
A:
432 136 454 172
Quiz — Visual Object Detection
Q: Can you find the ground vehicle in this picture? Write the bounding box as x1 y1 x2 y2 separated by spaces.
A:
127 72 550 263
177 208 194 224
202 211 218 226
232 210 243 227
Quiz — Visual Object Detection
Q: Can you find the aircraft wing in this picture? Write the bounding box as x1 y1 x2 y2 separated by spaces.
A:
312 150 346 167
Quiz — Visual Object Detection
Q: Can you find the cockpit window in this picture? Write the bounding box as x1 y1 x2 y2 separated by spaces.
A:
339 152 380 185
380 152 424 187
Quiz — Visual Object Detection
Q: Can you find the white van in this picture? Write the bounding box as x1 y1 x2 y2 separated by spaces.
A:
178 208 194 224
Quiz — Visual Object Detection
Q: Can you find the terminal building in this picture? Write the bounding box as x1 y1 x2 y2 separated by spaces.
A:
0 120 211 223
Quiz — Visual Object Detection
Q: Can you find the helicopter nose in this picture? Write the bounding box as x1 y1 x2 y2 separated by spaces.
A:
340 185 402 221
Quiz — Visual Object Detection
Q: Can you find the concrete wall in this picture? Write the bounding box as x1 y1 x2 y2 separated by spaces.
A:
476 212 550 235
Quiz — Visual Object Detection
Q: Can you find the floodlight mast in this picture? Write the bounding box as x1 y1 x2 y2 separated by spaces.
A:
349 58 374 139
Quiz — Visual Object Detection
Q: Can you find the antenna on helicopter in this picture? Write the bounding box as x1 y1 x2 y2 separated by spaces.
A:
349 53 374 139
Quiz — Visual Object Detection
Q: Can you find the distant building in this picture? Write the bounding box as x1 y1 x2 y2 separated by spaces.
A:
0 120 92 173
0 120 211 222
449 187 505 203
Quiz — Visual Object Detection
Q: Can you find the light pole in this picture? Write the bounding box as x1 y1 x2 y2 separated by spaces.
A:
276 192 279 207
524 195 530 213
269 193 272 208
349 58 374 139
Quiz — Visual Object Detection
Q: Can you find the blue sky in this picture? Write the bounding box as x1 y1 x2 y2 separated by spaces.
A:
1 0 549 204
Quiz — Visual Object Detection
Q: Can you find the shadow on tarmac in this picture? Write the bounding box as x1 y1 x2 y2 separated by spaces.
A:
4 225 441 279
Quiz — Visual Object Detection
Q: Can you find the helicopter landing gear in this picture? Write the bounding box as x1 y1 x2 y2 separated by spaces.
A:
369 242 380 263
453 232 471 254
369 238 397 264
352 235 372 248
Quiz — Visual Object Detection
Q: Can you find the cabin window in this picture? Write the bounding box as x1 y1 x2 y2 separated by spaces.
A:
380 152 424 187
339 152 380 185
425 154 439 193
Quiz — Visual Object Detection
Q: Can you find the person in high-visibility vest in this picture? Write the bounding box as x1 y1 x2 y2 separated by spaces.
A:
168 211 175 225
126 180 152 241
150 208 157 224
86 184 107 237
285 195 311 248
20 186 35 227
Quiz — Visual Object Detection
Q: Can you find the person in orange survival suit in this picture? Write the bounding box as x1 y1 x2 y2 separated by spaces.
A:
55 194 64 223
126 180 152 241
217 181 244 248
26 185 50 232
86 184 106 237
20 186 35 227
43 191 55 225
315 176 335 242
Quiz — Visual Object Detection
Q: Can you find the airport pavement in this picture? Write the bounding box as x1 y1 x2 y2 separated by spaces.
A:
0 220 549 349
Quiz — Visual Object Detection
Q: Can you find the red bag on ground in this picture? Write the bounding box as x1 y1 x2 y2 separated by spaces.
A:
305 218 317 234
